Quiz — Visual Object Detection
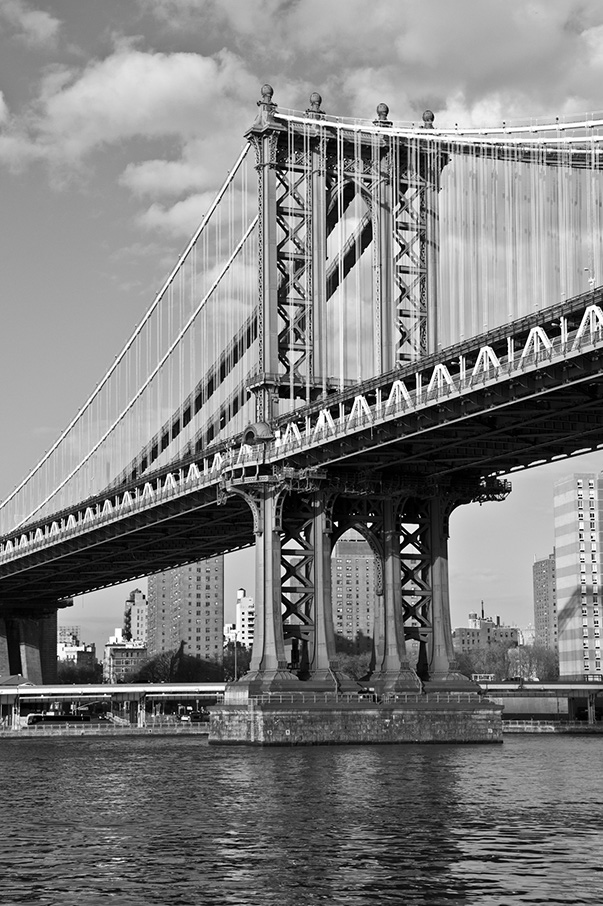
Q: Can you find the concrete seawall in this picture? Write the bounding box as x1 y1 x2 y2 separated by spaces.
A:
502 720 603 734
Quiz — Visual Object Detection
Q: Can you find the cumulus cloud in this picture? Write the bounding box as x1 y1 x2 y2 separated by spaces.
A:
143 0 603 122
33 46 249 160
0 41 253 195
3 0 603 232
0 0 60 47
137 192 223 238
119 134 246 198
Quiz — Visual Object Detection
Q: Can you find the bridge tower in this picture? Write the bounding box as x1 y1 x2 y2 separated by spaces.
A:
225 87 507 703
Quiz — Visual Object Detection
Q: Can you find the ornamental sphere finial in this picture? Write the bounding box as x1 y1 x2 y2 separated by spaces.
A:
246 83 285 136
422 109 435 129
374 102 392 127
306 91 325 120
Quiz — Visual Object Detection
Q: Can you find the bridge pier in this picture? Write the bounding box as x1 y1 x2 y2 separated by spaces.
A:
0 606 63 683
17 617 45 685
211 87 506 743
369 497 422 694
423 496 475 691
0 617 10 677
300 491 358 692
214 478 505 743
225 484 357 700
231 486 299 696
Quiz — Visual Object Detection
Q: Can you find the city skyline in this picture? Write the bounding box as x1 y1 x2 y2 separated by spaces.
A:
3 1 603 652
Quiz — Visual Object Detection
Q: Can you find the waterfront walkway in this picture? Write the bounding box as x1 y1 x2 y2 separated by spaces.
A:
0 722 209 738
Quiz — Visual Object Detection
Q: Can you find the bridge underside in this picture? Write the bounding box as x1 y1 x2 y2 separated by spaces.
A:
0 491 254 603
1 340 601 689
2 357 603 604
3 312 603 597
294 366 603 481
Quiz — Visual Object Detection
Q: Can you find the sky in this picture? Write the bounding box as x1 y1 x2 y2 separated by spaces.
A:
2 0 603 652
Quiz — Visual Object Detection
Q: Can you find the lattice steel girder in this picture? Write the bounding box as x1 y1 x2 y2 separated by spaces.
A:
279 495 317 673
249 107 449 401
396 491 469 684
274 151 312 385
334 489 465 684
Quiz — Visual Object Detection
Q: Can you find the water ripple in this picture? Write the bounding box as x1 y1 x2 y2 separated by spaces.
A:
0 736 602 905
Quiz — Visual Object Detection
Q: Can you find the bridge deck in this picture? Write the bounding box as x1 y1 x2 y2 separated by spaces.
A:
1 289 603 602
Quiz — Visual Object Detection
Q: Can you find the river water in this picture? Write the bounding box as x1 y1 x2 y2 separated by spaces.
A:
0 735 602 905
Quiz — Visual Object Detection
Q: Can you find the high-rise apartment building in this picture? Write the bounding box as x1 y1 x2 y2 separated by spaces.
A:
554 473 602 679
147 557 224 661
235 589 255 648
532 552 558 650
331 533 378 641
123 588 148 644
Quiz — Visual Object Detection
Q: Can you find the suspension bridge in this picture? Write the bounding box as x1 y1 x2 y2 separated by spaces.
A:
2 85 603 740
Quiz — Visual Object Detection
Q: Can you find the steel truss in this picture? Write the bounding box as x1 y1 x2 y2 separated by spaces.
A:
220 466 508 694
245 87 446 426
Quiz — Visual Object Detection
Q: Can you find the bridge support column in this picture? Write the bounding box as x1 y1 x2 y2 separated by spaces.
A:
423 496 475 691
0 618 10 677
371 498 422 694
16 617 44 685
305 492 357 692
38 611 58 684
234 486 298 696
0 606 62 684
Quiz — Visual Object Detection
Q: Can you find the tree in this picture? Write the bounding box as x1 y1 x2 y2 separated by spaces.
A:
128 646 224 683
508 644 559 681
452 642 559 682
128 650 173 682
337 651 372 682
451 641 518 681
57 659 103 684
454 651 477 679
334 632 373 682
223 642 252 681
532 645 559 681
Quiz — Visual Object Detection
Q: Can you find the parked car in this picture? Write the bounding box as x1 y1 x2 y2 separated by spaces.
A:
190 710 210 723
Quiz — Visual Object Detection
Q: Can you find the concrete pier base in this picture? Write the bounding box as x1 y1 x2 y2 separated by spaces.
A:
209 694 503 746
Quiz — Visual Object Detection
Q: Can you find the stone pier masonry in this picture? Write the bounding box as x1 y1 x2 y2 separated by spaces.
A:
210 691 503 746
